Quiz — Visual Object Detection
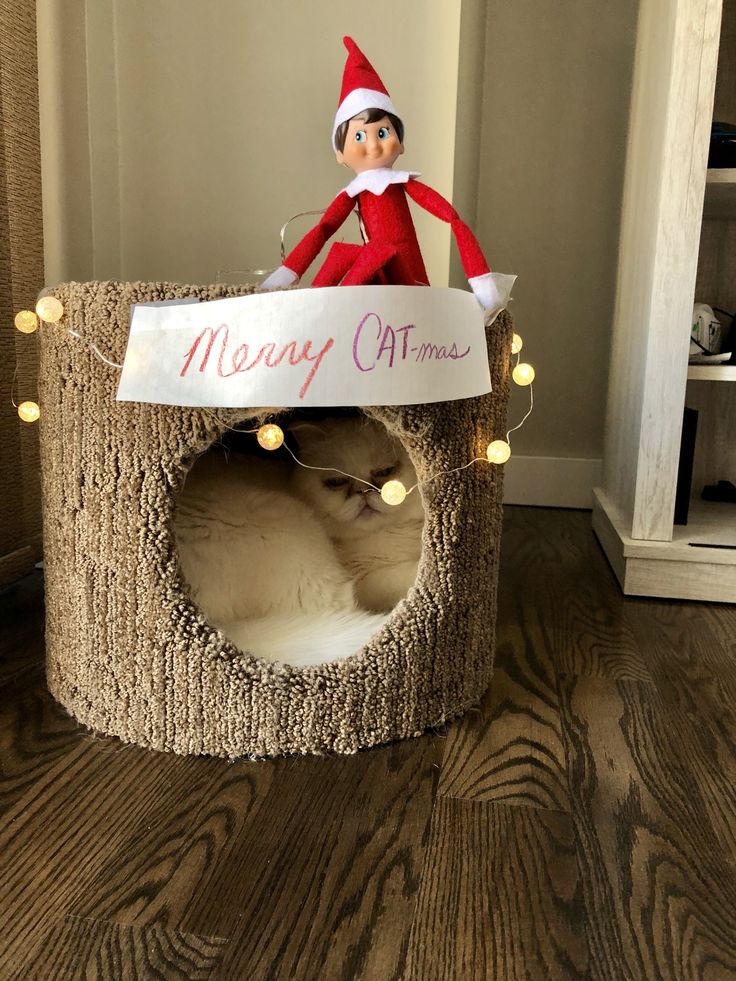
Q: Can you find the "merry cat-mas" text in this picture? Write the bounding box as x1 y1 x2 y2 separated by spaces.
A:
178 312 472 399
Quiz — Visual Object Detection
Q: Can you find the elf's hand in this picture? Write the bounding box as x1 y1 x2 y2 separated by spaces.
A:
260 265 299 291
469 272 517 323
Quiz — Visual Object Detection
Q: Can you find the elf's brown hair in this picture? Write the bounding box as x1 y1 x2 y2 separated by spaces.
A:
334 109 404 153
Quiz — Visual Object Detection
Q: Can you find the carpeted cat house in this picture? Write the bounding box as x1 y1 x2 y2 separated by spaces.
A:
38 281 513 758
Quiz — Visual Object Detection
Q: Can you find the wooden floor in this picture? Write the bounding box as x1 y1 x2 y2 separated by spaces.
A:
2 507 736 980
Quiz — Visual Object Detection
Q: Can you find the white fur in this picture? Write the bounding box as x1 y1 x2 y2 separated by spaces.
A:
216 610 389 667
175 452 355 623
291 417 424 613
174 417 424 666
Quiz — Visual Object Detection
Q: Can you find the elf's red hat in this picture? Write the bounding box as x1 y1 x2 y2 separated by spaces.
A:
331 37 400 149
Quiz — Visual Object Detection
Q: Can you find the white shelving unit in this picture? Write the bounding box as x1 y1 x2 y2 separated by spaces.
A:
593 0 736 604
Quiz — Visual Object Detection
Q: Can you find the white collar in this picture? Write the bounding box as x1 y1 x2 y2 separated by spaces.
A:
344 168 420 199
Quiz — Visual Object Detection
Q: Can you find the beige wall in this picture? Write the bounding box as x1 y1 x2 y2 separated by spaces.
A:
471 0 639 470
37 0 640 503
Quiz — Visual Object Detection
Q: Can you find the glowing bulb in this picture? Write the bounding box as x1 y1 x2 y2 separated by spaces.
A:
257 423 284 451
486 440 511 464
380 479 407 506
511 333 523 354
512 362 535 386
35 295 64 323
14 310 38 333
17 401 40 423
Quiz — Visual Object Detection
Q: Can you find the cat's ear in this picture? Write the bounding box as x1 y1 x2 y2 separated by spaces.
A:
288 422 327 453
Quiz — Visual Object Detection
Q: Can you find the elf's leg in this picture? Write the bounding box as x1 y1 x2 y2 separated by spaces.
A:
341 241 398 285
312 242 362 287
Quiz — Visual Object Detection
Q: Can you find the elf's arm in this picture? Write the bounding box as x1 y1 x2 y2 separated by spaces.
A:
261 191 355 289
404 180 499 310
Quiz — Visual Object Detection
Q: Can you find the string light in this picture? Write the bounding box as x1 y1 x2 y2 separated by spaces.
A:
14 310 38 333
11 296 536 503
380 479 407 506
257 423 285 450
486 440 511 464
17 401 40 423
512 362 535 386
35 296 64 324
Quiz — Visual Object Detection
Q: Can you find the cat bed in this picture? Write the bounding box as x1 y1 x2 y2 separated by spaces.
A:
38 281 513 758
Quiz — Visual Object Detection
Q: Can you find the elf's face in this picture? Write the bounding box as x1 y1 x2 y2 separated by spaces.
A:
336 115 404 173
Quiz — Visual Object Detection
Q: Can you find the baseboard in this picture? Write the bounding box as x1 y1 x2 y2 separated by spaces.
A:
502 455 602 508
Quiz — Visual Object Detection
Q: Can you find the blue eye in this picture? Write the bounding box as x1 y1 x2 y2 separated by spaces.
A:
378 126 390 139
354 130 366 143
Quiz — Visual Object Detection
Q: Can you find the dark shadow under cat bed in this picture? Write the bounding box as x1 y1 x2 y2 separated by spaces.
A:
39 281 513 758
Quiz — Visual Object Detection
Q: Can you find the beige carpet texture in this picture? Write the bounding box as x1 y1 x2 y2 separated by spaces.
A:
38 281 512 758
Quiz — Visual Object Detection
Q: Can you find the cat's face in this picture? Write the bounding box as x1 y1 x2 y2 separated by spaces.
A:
291 417 423 534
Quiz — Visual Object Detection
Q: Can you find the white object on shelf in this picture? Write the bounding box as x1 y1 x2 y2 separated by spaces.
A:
690 302 722 355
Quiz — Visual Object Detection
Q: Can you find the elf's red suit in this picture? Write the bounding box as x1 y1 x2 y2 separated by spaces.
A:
262 36 512 312
282 170 490 288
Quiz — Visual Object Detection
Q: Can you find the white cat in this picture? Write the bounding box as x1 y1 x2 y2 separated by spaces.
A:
174 416 424 667
291 416 425 613
174 450 354 623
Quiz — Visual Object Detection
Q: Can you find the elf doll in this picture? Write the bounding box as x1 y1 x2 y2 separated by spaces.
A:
261 36 513 315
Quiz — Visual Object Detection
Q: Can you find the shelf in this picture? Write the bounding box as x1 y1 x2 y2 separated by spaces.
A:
593 490 736 603
595 493 736 563
703 169 736 218
671 499 736 550
687 364 736 380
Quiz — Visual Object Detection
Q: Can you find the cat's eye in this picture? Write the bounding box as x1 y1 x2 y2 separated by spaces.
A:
372 464 398 480
324 477 349 489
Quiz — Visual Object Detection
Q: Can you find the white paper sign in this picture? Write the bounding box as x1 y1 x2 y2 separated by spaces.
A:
116 285 492 408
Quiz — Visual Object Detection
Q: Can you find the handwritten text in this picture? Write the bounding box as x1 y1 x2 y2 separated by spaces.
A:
180 324 335 399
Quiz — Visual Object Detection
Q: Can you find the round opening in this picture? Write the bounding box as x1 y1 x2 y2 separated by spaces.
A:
173 410 425 668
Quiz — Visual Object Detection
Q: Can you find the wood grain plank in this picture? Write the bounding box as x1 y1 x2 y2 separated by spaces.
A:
436 509 578 808
629 599 736 712
404 797 588 981
0 665 86 813
18 915 227 980
437 602 569 810
559 674 736 980
437 507 653 809
697 602 736 662
181 737 442 981
626 599 736 859
69 761 275 931
505 508 654 682
0 739 225 974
